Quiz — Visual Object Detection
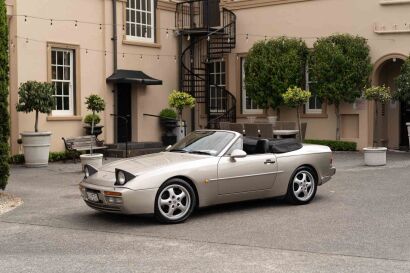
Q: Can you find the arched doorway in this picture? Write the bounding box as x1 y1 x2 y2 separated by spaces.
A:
373 54 406 149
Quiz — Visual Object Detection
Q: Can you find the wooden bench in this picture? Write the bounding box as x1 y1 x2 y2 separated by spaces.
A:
62 135 107 163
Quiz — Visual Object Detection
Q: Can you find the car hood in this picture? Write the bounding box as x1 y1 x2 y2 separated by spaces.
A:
99 152 207 175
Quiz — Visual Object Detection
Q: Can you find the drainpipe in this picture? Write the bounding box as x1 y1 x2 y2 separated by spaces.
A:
112 0 118 72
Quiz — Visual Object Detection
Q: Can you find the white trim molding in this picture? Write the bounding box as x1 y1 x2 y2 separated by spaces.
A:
379 0 410 5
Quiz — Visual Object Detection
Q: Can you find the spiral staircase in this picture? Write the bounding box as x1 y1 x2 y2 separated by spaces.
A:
175 0 237 129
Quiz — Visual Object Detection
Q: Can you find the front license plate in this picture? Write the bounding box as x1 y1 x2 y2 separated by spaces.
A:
86 191 99 202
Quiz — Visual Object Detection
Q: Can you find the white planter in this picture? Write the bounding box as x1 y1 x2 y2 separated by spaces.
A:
21 132 52 168
174 120 186 142
363 147 387 166
267 116 278 123
80 154 103 170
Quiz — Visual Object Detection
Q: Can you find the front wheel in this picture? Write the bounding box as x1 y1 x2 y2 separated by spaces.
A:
154 179 196 223
286 166 317 205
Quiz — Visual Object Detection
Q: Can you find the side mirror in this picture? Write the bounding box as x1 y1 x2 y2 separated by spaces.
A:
165 145 172 151
230 149 247 159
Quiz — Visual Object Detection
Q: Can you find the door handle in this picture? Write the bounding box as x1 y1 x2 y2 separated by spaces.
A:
264 159 275 164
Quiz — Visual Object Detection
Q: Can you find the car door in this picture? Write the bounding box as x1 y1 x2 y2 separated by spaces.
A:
217 153 278 195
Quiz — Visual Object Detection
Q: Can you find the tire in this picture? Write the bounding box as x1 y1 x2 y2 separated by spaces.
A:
286 166 317 205
154 178 196 223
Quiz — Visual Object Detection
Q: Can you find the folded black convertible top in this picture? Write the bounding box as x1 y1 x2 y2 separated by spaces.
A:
243 137 302 154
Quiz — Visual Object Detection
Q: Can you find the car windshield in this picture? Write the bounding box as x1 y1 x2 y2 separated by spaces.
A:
169 131 236 156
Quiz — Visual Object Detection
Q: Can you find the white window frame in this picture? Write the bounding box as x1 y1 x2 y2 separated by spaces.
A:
241 58 263 115
51 48 74 116
305 95 323 114
209 60 227 114
126 0 155 43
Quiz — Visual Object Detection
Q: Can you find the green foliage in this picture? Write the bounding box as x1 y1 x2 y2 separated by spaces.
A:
16 81 56 132
159 108 177 120
364 85 391 104
244 37 308 110
85 94 106 113
168 90 195 118
282 86 311 108
310 34 372 105
84 113 101 125
8 154 24 164
304 139 357 151
395 57 410 102
0 1 10 190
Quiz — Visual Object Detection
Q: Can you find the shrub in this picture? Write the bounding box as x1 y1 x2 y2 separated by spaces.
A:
395 57 410 102
16 81 56 132
244 37 308 113
159 108 177 120
84 113 101 125
310 34 372 140
9 151 81 164
84 94 105 153
304 139 357 151
0 1 10 190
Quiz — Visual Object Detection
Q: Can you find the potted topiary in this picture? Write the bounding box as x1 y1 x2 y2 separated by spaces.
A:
363 85 392 166
159 108 178 146
16 81 55 167
168 90 196 141
80 94 105 169
83 113 103 138
282 86 311 141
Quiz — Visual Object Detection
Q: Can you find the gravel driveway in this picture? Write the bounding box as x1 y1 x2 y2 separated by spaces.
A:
0 152 409 273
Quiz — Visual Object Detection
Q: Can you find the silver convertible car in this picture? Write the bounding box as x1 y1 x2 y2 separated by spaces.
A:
80 130 336 223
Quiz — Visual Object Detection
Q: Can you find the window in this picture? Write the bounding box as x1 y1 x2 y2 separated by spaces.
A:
241 58 262 114
126 0 155 43
209 60 226 114
306 92 323 114
51 48 75 116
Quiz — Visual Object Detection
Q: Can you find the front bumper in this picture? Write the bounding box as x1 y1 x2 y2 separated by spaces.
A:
79 181 158 214
319 167 336 185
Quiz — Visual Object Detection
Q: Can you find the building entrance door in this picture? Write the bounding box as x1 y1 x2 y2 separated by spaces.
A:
116 83 132 143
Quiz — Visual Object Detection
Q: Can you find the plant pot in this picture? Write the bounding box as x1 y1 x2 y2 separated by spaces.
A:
267 116 278 123
84 125 104 138
175 120 186 142
21 132 52 168
363 147 387 166
160 118 178 146
80 153 103 170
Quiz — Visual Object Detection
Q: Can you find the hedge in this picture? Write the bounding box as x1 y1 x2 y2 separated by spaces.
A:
9 151 81 164
304 139 357 151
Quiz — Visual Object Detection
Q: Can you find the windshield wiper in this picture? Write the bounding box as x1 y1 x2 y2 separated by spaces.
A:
189 150 213 155
169 149 188 153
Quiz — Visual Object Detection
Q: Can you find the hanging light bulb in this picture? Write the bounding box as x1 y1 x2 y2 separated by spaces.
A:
227 37 230 43
246 33 249 42
140 54 143 60
122 24 125 31
122 53 125 59
75 20 78 27
24 16 27 22
50 19 53 26
207 35 210 42
104 51 107 56
187 34 190 41
264 35 267 41
86 49 88 54
174 56 177 62
157 55 160 61
25 37 29 43
166 29 169 38
99 24 102 30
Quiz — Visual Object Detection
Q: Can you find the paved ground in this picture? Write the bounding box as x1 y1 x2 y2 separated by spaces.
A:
1 152 410 273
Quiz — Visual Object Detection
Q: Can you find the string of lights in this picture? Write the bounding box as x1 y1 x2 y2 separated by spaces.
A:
12 14 397 43
13 35 178 62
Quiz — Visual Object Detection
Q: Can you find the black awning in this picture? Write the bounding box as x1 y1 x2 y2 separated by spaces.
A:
106 69 162 85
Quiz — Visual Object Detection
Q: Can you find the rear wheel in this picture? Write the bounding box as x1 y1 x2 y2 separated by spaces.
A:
154 179 196 223
286 166 317 205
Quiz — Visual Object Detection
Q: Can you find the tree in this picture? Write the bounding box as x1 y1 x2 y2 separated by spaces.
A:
395 57 410 103
244 37 308 113
0 0 9 190
168 90 195 121
85 94 105 154
363 85 391 147
16 81 56 132
310 34 372 140
282 86 311 141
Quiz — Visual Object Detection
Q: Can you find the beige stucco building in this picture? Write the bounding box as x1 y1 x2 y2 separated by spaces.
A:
6 0 410 155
